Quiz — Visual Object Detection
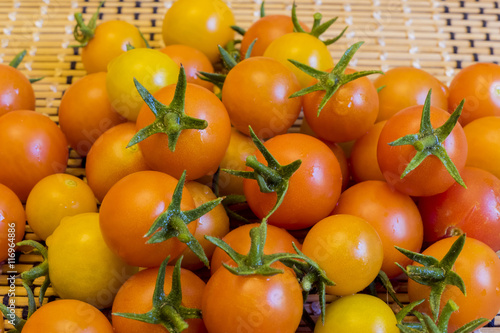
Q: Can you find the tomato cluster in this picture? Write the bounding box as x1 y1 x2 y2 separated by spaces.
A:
1 1 500 333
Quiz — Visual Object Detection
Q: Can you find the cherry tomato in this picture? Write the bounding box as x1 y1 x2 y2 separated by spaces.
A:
314 294 399 333
162 0 235 63
0 64 35 117
408 236 500 332
222 56 302 139
22 299 114 333
160 44 214 91
463 116 500 180
418 167 500 251
136 83 231 181
59 72 126 157
106 48 179 121
373 67 448 122
302 214 383 296
303 67 379 143
332 180 424 278
244 133 342 230
112 264 206 333
202 264 303 333
377 105 467 197
81 20 147 74
210 223 300 275
349 121 387 183
0 183 25 262
448 62 500 126
85 122 150 203
0 110 68 202
264 33 334 88
99 170 196 267
25 173 97 241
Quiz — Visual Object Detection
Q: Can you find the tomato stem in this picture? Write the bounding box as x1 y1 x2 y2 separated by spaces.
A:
0 282 34 332
72 1 104 47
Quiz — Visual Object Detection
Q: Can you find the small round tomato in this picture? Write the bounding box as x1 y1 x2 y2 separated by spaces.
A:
22 299 114 333
0 183 25 262
314 294 399 333
202 264 303 333
59 72 126 156
448 62 500 126
47 213 138 309
332 180 424 278
418 167 500 251
407 236 500 332
377 105 468 197
106 48 179 121
162 0 235 64
210 223 300 275
160 44 214 90
302 214 383 296
0 110 68 202
264 33 334 88
0 64 35 117
303 67 379 143
463 116 500 180
112 264 206 333
136 83 231 181
244 133 342 230
222 56 302 139
350 121 387 183
85 122 150 203
374 67 448 122
25 173 97 241
99 170 196 267
81 20 147 74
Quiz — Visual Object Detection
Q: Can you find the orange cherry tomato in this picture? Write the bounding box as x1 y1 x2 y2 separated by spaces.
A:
350 121 387 183
0 183 25 262
0 64 35 117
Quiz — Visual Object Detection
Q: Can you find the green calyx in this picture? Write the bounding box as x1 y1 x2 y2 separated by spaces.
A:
388 89 466 188
0 281 36 333
113 256 201 333
127 66 208 152
291 2 348 45
223 127 301 222
144 170 223 268
9 50 44 83
205 220 334 322
72 1 104 47
289 41 383 116
230 1 266 36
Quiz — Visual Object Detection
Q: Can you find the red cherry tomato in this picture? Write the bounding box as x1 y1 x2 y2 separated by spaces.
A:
0 64 35 117
0 183 25 262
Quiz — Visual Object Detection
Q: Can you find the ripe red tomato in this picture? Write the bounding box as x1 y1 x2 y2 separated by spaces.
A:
332 180 424 278
222 57 302 139
0 183 25 262
407 236 500 332
244 133 342 230
448 62 500 126
58 72 126 157
377 105 467 197
0 64 35 117
0 110 68 202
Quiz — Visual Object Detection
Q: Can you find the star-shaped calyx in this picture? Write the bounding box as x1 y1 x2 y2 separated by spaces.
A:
127 66 209 152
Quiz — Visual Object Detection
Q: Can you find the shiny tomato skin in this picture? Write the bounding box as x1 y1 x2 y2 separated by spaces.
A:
222 56 302 139
112 265 207 333
0 64 35 117
408 236 500 332
448 62 500 126
244 133 342 230
377 105 468 197
0 110 68 202
136 83 231 180
350 121 387 183
374 67 448 122
99 170 197 268
303 68 379 143
418 167 500 251
333 180 424 278
59 72 126 156
0 183 25 262
202 265 303 333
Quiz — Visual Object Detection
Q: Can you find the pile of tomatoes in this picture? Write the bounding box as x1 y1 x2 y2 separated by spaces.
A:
1 0 500 332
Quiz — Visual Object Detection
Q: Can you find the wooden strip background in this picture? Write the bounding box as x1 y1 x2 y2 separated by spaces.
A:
1 0 499 332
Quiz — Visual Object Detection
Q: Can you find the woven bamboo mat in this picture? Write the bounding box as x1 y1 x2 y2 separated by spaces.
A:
1 0 499 332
